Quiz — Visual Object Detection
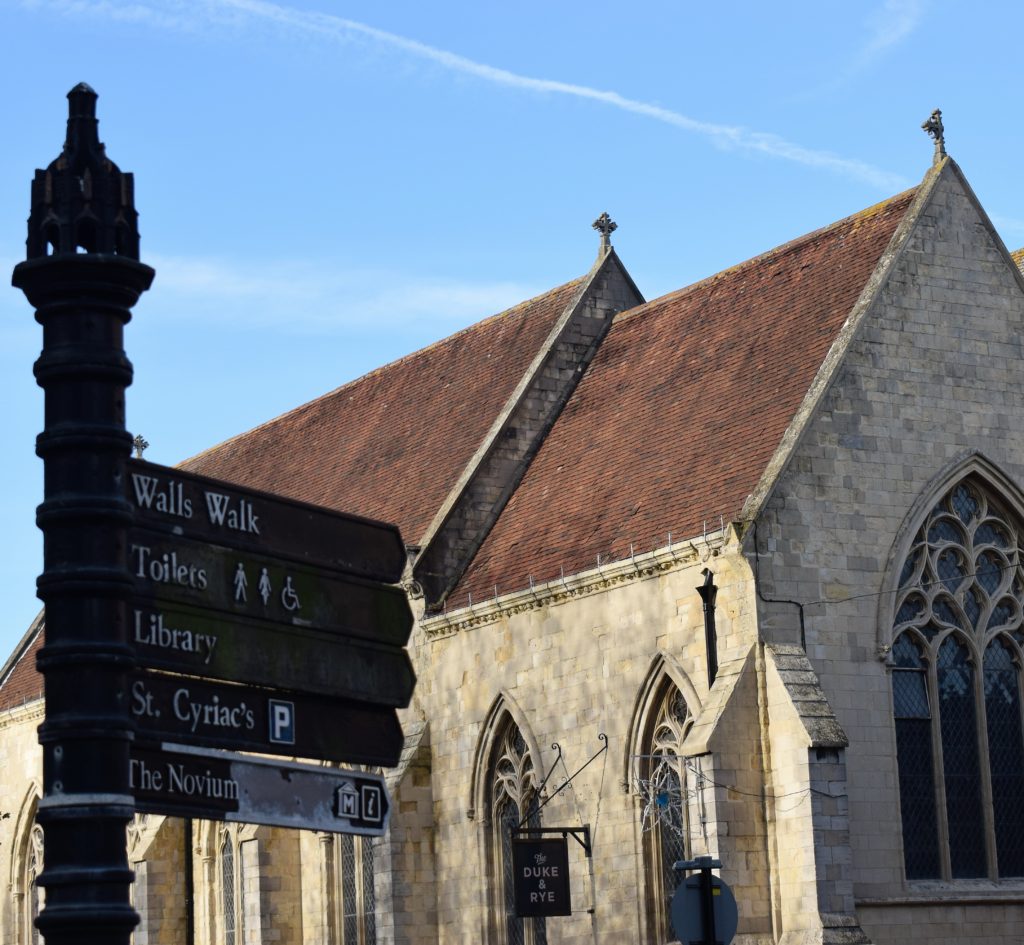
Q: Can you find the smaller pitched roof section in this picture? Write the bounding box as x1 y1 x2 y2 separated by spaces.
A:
182 278 585 546
455 188 917 605
0 614 44 712
1011 247 1024 275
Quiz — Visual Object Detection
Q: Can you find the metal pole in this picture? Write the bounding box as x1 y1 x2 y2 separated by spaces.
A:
12 83 153 944
699 864 718 945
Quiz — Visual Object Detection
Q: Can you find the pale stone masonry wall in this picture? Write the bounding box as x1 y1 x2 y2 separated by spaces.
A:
131 818 187 944
380 725 436 945
751 161 1024 943
412 540 770 944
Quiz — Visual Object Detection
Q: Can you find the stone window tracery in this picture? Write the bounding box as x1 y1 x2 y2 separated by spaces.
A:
891 478 1024 880
489 721 546 945
25 823 43 945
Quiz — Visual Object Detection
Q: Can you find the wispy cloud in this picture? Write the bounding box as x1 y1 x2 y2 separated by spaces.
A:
790 1 926 103
860 0 926 63
142 252 538 333
21 0 909 191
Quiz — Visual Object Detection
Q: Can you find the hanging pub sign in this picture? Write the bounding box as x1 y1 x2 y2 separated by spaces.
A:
512 836 572 917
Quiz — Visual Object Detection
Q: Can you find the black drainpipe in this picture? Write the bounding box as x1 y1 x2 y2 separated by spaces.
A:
697 568 719 686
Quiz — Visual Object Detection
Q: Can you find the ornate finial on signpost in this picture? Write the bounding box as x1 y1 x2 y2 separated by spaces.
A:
922 109 946 165
592 212 617 256
133 434 149 458
24 82 141 259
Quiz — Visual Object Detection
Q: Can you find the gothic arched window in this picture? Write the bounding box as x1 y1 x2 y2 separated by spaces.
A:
489 721 547 945
891 478 1024 880
639 683 692 942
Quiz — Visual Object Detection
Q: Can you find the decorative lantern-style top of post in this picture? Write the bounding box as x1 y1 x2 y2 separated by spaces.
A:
25 82 141 259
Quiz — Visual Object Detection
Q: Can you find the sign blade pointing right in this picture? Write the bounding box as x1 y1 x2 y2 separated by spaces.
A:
130 600 415 705
130 670 405 767
127 458 407 582
132 743 392 835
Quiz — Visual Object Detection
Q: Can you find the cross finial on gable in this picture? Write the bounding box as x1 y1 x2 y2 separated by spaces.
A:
922 109 946 165
133 433 149 458
593 212 617 255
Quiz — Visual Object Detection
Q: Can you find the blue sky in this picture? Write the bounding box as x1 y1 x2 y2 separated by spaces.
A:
1 0 1022 658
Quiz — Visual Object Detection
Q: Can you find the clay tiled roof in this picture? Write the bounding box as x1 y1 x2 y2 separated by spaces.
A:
1011 247 1024 274
0 615 44 711
182 278 586 545
455 189 917 604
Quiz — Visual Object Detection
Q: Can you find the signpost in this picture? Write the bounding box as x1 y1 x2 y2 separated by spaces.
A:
126 459 406 581
130 670 405 766
15 86 417 944
129 600 413 703
131 743 391 835
127 529 414 646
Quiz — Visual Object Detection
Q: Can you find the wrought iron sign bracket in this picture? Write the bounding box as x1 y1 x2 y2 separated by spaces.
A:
518 733 607 827
512 825 593 858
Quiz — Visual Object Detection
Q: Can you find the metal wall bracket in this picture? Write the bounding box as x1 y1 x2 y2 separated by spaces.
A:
512 825 593 858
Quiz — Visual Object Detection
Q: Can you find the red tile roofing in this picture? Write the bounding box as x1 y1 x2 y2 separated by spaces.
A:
454 189 917 605
181 278 586 545
1011 247 1024 273
0 619 44 711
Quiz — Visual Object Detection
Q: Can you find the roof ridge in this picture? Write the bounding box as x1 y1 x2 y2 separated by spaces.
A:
180 275 587 469
614 186 919 324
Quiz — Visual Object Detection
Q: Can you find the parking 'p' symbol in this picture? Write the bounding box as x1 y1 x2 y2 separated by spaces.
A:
268 700 295 744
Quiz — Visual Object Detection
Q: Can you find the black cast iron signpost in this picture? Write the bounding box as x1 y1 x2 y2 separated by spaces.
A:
14 86 414 945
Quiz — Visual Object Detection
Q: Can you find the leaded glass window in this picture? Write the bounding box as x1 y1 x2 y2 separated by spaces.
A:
221 835 236 945
891 478 1024 881
640 683 692 943
984 639 1024 877
892 634 940 879
490 723 546 945
333 832 377 945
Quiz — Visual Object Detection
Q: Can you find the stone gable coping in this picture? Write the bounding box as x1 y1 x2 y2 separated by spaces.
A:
421 525 729 639
680 644 757 757
766 643 848 749
738 174 931 534
414 250 644 606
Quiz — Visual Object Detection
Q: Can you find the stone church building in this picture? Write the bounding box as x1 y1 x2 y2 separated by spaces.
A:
3 141 1024 945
